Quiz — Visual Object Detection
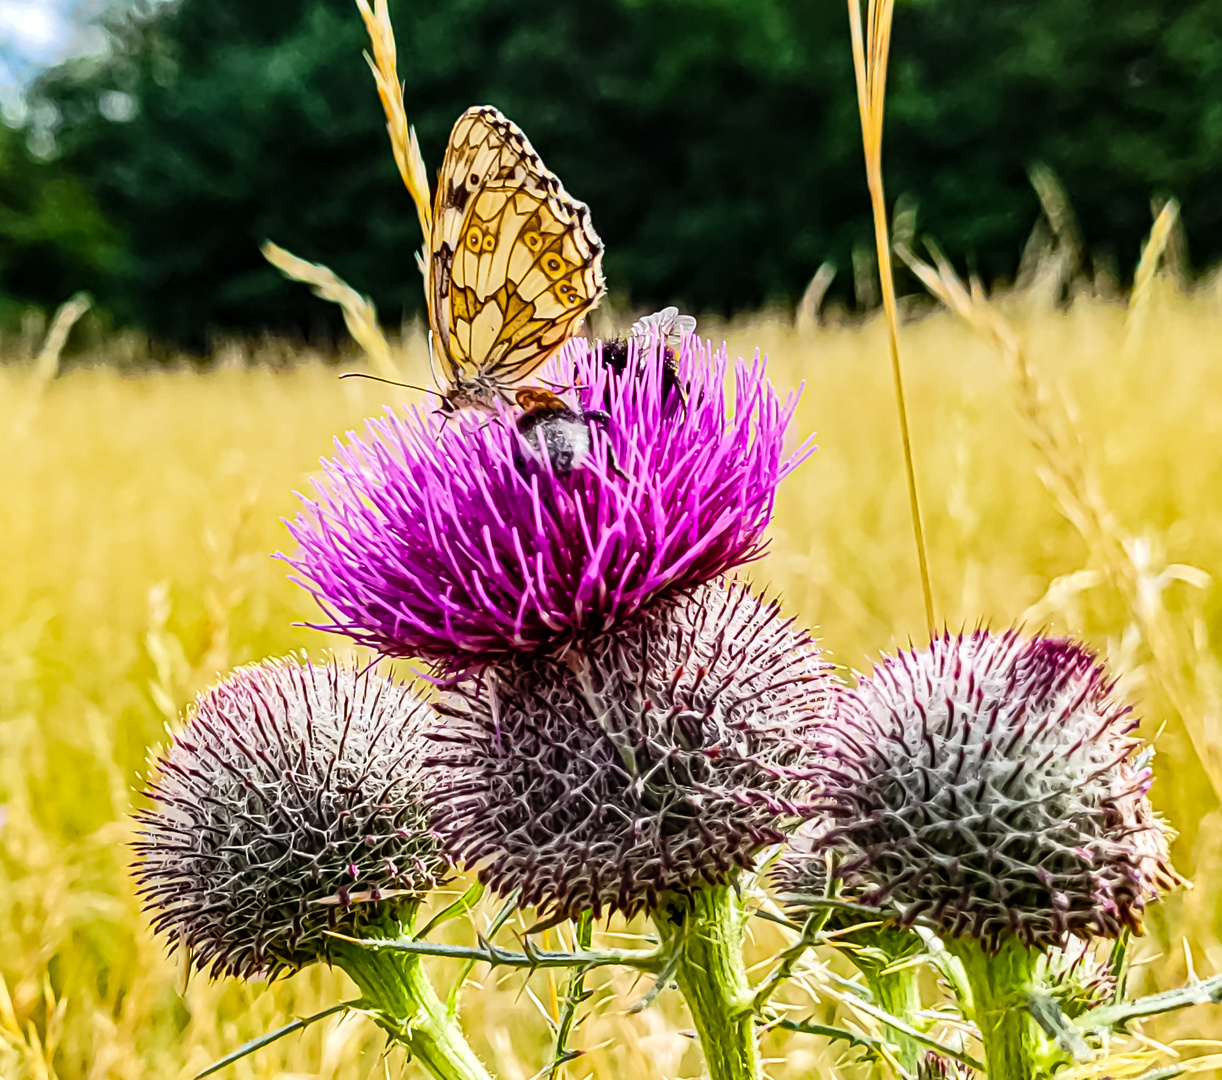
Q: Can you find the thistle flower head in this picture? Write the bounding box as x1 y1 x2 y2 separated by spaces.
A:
286 335 811 670
429 580 834 921
133 657 445 980
779 630 1178 951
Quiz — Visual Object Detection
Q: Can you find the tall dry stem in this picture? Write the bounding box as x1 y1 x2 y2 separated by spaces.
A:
1127 199 1180 357
848 0 935 633
355 0 433 245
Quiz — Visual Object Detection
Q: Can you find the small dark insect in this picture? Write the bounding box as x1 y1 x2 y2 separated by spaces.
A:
600 339 686 413
514 387 619 476
599 306 694 413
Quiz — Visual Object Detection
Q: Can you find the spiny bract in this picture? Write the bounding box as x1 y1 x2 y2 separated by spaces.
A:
133 657 445 979
429 580 835 920
780 630 1177 951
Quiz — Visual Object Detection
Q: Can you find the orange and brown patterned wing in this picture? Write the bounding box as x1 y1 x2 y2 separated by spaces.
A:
426 106 605 393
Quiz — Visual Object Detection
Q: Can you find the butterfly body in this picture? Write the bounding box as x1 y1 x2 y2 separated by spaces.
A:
427 107 605 412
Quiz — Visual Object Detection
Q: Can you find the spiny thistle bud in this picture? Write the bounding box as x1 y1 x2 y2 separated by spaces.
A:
779 630 1178 951
1034 938 1117 1019
919 1052 975 1080
429 581 835 921
133 657 445 979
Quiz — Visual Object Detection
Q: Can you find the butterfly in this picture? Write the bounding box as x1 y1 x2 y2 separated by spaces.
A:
426 106 606 412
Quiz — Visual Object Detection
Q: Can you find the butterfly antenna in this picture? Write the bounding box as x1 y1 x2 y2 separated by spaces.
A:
339 372 441 396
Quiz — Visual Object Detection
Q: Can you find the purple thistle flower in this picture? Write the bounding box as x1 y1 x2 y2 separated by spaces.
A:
427 580 835 922
132 657 445 980
285 336 813 670
779 630 1179 951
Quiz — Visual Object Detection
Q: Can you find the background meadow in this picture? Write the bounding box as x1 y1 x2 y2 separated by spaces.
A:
4 259 1222 1076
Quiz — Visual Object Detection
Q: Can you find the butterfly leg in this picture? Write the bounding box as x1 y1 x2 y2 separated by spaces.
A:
431 409 455 443
604 442 628 481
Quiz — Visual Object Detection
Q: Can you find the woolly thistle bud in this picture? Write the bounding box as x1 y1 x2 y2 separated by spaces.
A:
1033 938 1117 1019
429 580 835 921
779 630 1178 952
133 657 446 979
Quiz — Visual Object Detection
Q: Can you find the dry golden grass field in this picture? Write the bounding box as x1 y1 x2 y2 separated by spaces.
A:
4 273 1222 1078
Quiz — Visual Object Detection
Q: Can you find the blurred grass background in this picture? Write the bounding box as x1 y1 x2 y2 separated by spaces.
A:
3 264 1222 1075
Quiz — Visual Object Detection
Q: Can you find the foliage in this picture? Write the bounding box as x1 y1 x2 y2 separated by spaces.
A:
0 122 117 325
16 0 1222 343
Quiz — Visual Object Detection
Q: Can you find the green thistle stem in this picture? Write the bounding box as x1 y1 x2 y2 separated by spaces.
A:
849 928 924 1075
949 937 1041 1080
864 965 923 1073
331 918 492 1080
653 885 761 1080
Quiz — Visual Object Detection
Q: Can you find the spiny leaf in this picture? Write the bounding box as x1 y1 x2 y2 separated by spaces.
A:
195 1000 358 1078
1028 991 1091 1062
417 882 486 941
1079 973 1222 1032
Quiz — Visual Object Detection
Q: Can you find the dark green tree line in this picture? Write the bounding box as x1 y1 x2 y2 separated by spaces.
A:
7 0 1222 345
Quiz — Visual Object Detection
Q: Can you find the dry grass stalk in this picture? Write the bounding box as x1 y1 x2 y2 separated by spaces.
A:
34 292 91 382
795 262 837 334
1127 199 1180 355
847 0 935 633
1020 165 1083 304
261 240 401 379
896 235 1222 801
354 0 433 246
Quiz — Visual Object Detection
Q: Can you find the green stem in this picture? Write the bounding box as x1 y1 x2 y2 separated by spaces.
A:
868 964 923 1074
331 928 492 1080
652 885 761 1080
849 928 925 1075
948 936 1041 1080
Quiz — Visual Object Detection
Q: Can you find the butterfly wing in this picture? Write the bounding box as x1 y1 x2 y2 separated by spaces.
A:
427 107 605 398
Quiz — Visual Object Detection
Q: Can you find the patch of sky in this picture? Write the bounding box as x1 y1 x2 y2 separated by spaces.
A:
0 0 168 126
